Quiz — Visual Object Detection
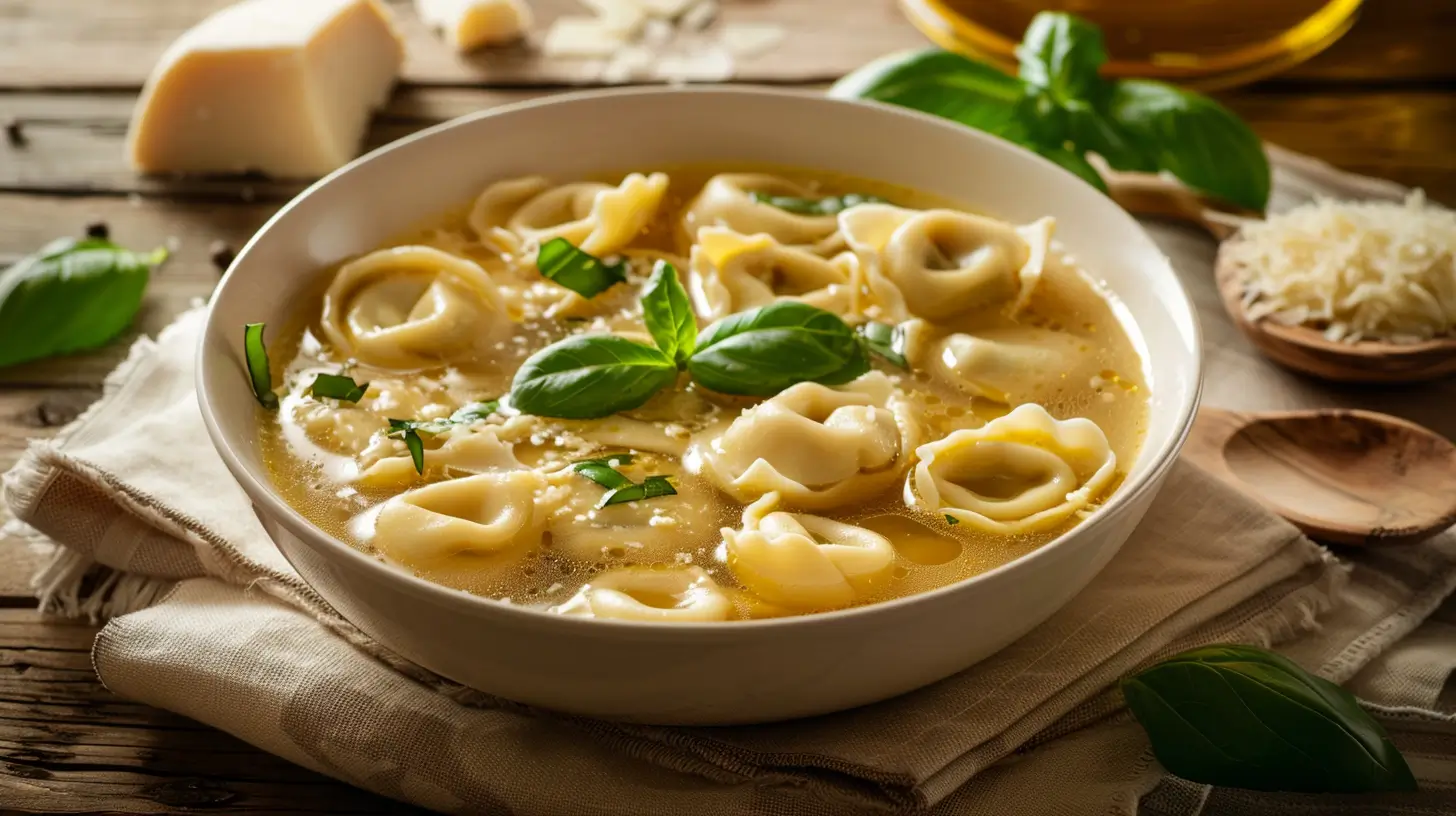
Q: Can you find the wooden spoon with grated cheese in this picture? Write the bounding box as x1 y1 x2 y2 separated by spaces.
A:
1110 175 1456 384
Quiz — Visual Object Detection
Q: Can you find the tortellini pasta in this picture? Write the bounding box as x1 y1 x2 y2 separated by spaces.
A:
687 227 858 321
355 425 527 489
550 566 733 622
691 372 917 510
721 493 895 610
320 246 511 369
840 204 1054 322
470 173 669 257
682 173 841 249
371 470 562 565
909 403 1117 535
905 322 1095 404
546 461 724 562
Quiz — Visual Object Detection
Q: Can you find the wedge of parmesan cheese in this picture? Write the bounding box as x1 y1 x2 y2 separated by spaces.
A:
1229 192 1456 343
417 0 532 51
126 0 404 179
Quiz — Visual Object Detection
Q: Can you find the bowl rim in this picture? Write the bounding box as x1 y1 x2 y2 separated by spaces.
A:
198 84 1204 634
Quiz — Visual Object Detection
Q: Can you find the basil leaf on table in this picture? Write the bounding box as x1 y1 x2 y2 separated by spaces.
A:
1108 80 1271 211
1033 144 1109 192
1123 644 1417 793
688 301 870 397
749 192 887 216
309 373 368 403
0 238 167 369
640 261 696 365
536 238 627 299
601 475 677 508
244 323 279 409
857 321 909 370
829 49 1034 143
1016 11 1107 104
510 335 677 419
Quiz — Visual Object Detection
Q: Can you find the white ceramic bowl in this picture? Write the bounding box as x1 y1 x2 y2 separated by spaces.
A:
198 87 1201 725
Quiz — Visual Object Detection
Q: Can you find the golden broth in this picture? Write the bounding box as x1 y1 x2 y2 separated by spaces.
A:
257 165 1148 619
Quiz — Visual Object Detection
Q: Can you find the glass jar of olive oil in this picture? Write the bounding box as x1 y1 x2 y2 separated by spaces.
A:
900 0 1363 88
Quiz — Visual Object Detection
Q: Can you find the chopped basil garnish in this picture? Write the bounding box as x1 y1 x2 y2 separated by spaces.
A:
537 237 627 299
749 192 886 216
944 514 959 526
386 419 426 475
1124 645 1416 793
571 454 676 508
858 321 909 370
384 400 502 474
310 373 368 403
687 301 870 397
640 261 696 365
243 323 278 409
602 475 677 507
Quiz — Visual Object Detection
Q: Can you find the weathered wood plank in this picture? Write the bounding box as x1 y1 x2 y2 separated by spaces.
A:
5 86 1455 205
0 0 923 90
0 195 275 387
0 609 415 814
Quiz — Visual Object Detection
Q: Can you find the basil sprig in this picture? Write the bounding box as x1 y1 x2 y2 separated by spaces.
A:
749 192 886 216
511 260 874 418
385 400 502 474
537 237 627 299
687 301 869 396
0 237 168 369
571 453 678 508
830 12 1270 211
857 321 908 370
244 323 279 409
1124 645 1417 793
310 373 368 403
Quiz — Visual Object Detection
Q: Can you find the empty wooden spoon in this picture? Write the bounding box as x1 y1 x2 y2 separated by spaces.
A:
1109 175 1456 384
1183 406 1456 546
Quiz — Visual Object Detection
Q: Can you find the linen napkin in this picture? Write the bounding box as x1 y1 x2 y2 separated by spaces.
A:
6 148 1456 815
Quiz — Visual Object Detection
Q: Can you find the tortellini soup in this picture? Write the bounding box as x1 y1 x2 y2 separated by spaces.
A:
257 167 1148 623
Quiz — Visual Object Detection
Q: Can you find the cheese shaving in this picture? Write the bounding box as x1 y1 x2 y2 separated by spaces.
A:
1227 192 1456 344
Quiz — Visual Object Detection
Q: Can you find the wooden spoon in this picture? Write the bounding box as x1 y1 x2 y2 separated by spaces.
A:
1183 406 1456 546
1109 175 1456 384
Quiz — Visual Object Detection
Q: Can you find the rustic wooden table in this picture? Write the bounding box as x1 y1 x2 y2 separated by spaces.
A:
0 0 1453 812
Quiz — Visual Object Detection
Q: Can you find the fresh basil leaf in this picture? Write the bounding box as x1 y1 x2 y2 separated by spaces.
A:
386 419 426 475
310 373 368 403
511 335 677 419
1034 144 1109 193
830 49 1034 144
573 461 634 492
944 514 959 526
0 238 167 369
1123 644 1417 793
1017 11 1108 104
601 475 677 508
575 453 636 468
450 400 500 424
857 321 909 369
1108 80 1271 211
537 237 627 299
687 301 870 397
1064 100 1156 173
641 261 696 365
243 323 279 409
748 192 886 216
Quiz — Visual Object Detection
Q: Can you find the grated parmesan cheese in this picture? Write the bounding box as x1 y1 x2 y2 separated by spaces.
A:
1227 192 1456 344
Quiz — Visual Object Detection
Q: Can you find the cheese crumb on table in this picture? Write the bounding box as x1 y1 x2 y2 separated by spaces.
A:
543 16 632 58
126 0 403 179
1228 192 1456 343
718 22 785 58
416 0 533 51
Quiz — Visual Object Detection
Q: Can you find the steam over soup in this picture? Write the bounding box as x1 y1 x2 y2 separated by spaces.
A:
254 168 1148 622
